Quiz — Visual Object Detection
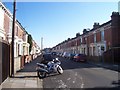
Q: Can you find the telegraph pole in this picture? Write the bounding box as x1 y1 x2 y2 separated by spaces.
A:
11 0 16 77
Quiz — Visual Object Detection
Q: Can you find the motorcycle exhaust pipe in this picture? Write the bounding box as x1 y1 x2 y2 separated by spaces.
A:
37 68 48 73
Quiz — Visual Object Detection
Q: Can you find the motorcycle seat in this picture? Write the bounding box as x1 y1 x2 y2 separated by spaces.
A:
37 63 47 68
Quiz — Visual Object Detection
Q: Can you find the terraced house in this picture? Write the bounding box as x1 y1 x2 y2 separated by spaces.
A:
52 12 120 64
30 39 40 59
0 2 40 75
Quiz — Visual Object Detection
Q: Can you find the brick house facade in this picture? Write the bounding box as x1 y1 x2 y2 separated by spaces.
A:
52 12 120 63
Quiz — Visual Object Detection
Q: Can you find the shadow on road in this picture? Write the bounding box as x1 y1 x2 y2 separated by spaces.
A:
18 56 41 72
12 75 38 78
59 57 99 70
58 57 119 72
13 56 42 79
43 73 60 79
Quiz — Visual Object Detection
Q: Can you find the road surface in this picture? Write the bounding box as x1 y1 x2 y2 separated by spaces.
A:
43 57 119 89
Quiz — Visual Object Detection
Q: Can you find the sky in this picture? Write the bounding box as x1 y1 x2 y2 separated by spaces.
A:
3 1 118 48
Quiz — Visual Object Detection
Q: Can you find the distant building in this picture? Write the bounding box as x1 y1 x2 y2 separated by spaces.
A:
43 48 52 53
30 39 40 57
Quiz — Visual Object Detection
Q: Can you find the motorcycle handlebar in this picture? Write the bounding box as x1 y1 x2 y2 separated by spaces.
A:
53 58 61 63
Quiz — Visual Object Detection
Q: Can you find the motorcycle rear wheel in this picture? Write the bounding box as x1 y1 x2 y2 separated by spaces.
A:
37 71 46 79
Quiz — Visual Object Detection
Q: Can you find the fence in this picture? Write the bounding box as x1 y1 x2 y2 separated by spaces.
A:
14 55 34 74
20 55 25 69
0 40 10 85
87 56 102 63
14 57 21 73
87 47 120 64
103 47 120 64
0 39 39 84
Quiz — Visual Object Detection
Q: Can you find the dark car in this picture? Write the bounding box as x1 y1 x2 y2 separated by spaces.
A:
73 54 87 62
41 53 53 64
68 53 76 60
51 52 57 55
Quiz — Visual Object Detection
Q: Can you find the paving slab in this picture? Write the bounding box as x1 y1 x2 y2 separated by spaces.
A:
1 56 43 89
1 72 42 89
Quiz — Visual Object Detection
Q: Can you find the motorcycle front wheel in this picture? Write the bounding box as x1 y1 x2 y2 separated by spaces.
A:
57 66 63 74
37 71 46 79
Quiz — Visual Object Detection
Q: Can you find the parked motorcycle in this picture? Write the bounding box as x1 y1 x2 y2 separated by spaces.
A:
36 58 63 79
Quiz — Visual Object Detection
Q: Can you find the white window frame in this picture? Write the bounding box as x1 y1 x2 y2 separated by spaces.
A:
94 34 96 43
101 30 104 42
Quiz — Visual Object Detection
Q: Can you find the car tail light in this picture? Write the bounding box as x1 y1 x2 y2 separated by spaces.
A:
77 56 80 59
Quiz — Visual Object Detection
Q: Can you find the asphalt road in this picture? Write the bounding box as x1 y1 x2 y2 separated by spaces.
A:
43 57 119 89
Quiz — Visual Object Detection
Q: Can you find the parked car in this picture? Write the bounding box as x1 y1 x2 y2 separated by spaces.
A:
51 52 57 55
60 53 64 57
57 52 62 56
65 53 70 58
41 53 53 64
68 53 76 60
73 54 87 62
62 52 69 58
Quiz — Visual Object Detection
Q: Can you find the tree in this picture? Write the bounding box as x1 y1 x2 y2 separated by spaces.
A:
28 34 33 53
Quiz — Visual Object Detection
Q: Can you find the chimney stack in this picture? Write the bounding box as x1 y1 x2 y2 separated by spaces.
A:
93 22 100 29
111 12 120 25
83 29 88 34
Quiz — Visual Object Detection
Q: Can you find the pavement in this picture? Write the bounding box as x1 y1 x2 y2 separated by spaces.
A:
0 56 43 89
87 61 120 72
1 72 43 88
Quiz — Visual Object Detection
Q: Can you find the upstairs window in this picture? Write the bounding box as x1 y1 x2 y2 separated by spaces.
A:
101 30 104 41
16 26 18 36
94 34 96 43
85 37 87 43
9 20 12 33
81 38 82 43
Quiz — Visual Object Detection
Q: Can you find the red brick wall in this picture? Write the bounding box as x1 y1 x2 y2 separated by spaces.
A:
89 34 94 43
71 40 75 47
4 13 10 40
77 38 80 46
18 27 24 39
104 28 112 50
82 37 86 44
15 23 24 40
111 12 120 47
87 36 89 45
96 31 101 43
